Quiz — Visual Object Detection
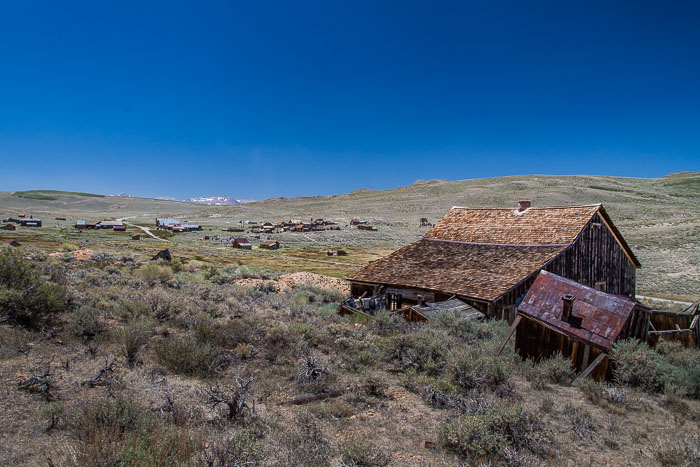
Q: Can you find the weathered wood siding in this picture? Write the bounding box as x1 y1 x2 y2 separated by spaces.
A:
545 213 636 298
515 315 610 381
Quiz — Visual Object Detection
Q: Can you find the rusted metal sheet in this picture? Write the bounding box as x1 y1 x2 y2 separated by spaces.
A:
518 271 637 351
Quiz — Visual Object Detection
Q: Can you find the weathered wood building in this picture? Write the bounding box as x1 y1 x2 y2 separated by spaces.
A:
510 270 647 381
347 201 640 321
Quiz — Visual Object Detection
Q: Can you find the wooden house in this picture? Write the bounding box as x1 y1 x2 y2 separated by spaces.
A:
260 240 280 250
505 270 647 382
347 201 640 321
20 218 42 227
0 223 17 231
232 238 252 250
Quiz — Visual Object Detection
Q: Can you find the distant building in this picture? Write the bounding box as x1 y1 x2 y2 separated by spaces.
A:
98 220 125 230
155 218 181 229
20 218 42 227
232 238 252 249
0 224 17 231
260 240 280 250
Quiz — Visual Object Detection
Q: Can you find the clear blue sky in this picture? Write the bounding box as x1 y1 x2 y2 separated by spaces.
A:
0 1 698 200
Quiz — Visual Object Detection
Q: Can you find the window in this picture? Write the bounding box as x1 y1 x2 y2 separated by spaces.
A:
594 281 607 292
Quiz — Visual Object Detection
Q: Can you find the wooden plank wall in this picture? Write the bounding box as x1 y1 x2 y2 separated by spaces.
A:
545 213 636 298
515 315 609 381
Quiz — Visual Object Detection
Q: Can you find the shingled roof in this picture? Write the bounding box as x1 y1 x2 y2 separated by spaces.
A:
347 239 565 301
424 205 601 245
518 271 637 350
347 203 639 301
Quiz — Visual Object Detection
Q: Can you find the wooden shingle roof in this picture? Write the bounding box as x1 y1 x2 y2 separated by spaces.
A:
424 205 601 245
347 239 565 301
347 203 640 301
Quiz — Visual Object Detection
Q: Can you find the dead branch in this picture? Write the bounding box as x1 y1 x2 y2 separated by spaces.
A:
81 359 119 388
206 377 255 421
282 390 345 406
295 354 330 384
18 365 53 400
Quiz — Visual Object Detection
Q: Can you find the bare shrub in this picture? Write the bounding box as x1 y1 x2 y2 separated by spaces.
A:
206 377 255 421
296 354 331 385
563 403 597 439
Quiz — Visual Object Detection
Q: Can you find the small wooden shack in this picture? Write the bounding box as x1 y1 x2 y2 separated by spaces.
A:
20 218 42 227
507 271 647 382
357 225 377 231
260 240 280 250
232 238 252 250
0 223 17 231
646 300 700 348
132 234 141 240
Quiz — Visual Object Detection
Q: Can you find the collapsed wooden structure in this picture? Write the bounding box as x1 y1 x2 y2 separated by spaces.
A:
347 201 640 322
496 271 699 382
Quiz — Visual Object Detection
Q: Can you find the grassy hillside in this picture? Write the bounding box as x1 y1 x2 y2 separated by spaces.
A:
1 172 698 298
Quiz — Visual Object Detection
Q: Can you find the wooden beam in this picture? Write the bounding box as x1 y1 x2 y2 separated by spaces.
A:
494 315 522 357
571 353 607 386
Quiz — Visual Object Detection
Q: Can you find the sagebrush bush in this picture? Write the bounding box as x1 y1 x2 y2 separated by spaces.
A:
139 264 173 284
66 397 201 465
154 334 225 378
204 430 264 466
450 352 511 393
340 436 391 467
611 339 673 393
114 318 153 367
68 307 105 340
385 330 447 375
0 247 71 327
275 412 331 466
527 353 575 388
438 405 543 461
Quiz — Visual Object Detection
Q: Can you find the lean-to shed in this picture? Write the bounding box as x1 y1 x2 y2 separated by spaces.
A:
511 270 647 381
347 201 640 321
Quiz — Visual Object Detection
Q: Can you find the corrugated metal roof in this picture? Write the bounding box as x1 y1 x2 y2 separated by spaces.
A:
518 271 637 350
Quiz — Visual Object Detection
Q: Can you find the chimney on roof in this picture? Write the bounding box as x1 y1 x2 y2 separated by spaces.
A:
561 294 575 321
517 200 531 212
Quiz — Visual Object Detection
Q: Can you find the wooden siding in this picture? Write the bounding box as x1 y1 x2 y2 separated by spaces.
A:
544 213 636 298
515 315 610 381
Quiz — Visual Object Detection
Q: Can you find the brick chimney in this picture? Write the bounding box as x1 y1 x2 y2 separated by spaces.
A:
517 200 531 212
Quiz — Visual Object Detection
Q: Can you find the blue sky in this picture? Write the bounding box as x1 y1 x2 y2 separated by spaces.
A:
0 1 698 200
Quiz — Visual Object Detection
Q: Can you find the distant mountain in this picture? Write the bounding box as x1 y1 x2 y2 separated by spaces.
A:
187 195 251 205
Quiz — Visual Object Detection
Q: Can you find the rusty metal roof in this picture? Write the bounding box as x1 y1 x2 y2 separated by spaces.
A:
518 270 637 350
347 239 564 301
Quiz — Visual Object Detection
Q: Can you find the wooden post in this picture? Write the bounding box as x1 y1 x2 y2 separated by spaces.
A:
571 353 607 386
494 315 522 357
581 344 590 367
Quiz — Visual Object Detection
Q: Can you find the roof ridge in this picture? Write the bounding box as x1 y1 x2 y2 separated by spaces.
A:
450 204 602 210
